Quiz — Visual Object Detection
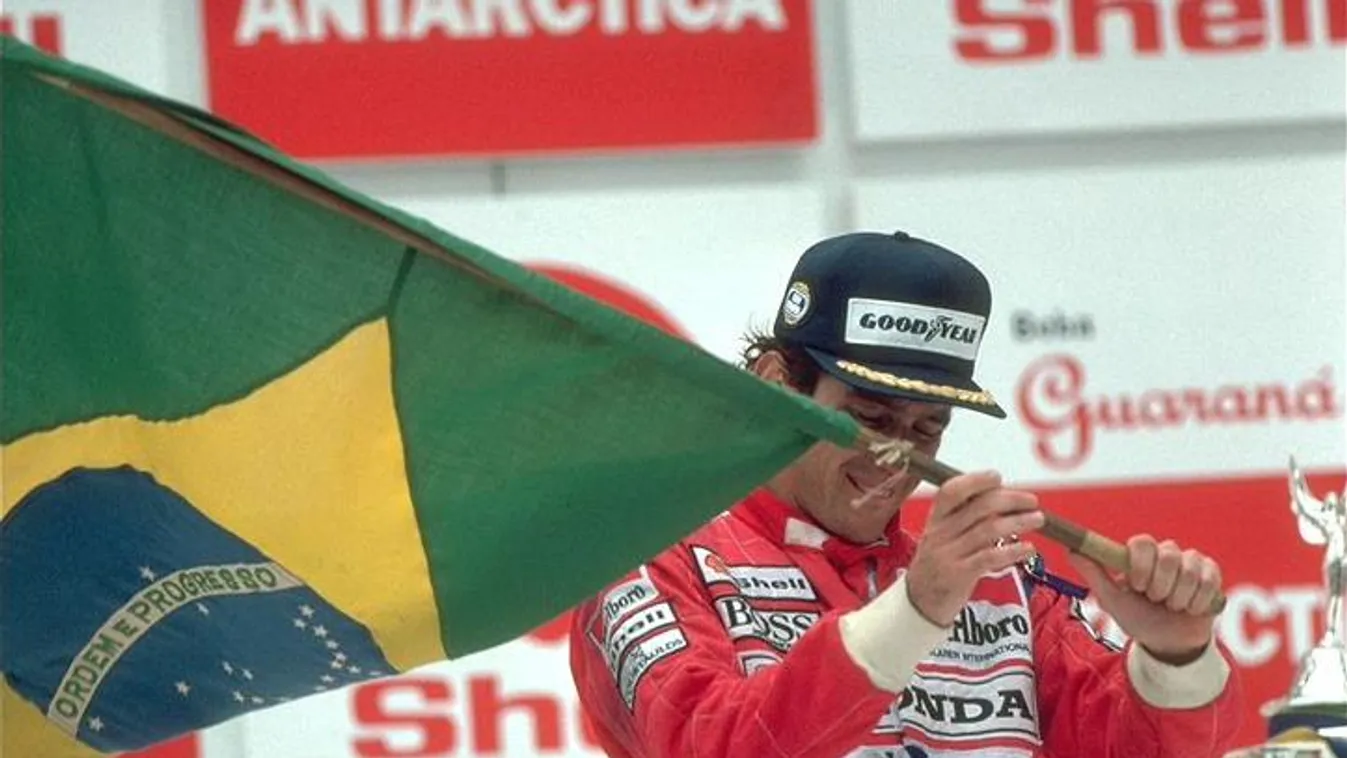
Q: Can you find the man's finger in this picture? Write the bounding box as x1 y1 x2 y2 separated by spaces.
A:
929 471 1003 521
946 490 1040 539
970 541 1037 575
1165 550 1202 613
1146 540 1182 604
1126 535 1158 593
956 510 1045 559
1187 556 1223 617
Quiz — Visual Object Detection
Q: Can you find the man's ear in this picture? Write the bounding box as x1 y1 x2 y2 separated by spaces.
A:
752 350 791 387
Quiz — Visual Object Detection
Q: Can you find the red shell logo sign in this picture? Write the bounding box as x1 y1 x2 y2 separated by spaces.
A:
200 0 816 160
523 262 690 646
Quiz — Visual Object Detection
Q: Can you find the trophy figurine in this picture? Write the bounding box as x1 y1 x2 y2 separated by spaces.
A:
1265 457 1347 744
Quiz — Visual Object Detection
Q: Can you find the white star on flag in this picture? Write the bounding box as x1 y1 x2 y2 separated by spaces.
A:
325 640 339 650
348 666 361 674
330 660 344 670
139 566 156 581
242 669 254 681
293 618 307 630
196 603 210 615
299 605 315 618
89 717 104 732
334 652 347 664
313 684 326 692
222 661 234 675
175 681 191 696
321 675 334 683
312 625 328 638
251 696 264 705
233 691 245 703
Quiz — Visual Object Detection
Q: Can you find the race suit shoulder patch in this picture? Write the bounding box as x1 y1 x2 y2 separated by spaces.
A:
583 567 690 710
690 544 818 601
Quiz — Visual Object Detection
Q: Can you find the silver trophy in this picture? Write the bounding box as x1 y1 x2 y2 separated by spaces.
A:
1277 457 1347 715
1240 458 1347 757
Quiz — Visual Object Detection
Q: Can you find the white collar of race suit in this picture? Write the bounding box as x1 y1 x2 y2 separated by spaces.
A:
783 517 891 550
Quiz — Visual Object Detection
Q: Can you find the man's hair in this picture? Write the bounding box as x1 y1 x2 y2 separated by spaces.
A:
738 325 821 394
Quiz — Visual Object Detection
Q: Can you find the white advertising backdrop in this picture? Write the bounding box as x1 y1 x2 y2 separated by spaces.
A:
3 0 175 95
384 185 828 364
228 643 602 758
211 152 1347 758
846 0 1347 142
2 2 1343 756
854 152 1347 484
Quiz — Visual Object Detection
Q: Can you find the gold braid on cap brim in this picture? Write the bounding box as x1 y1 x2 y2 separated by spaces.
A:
835 360 998 407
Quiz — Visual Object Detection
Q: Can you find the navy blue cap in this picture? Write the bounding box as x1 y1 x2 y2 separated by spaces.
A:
772 230 1006 418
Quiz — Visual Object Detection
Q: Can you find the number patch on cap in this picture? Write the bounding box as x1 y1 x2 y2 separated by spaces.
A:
781 281 812 327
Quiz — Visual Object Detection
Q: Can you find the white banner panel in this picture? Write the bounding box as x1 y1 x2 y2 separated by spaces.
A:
382 185 827 365
230 642 602 758
3 0 172 95
854 152 1346 484
846 0 1347 142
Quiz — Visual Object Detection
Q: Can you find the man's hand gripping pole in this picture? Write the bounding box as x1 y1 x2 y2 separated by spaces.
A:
858 432 1227 615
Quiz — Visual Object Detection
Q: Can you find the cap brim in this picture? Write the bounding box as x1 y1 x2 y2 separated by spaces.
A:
804 347 1007 419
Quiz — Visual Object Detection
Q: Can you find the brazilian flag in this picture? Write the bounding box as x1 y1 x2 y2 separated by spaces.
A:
0 38 862 757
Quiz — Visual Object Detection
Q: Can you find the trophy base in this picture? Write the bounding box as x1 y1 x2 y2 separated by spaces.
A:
1258 645 1347 757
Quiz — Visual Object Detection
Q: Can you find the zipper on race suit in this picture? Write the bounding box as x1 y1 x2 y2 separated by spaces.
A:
865 557 879 600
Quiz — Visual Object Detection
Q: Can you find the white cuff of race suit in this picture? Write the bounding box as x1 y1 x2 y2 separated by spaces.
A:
839 574 951 693
1127 637 1231 709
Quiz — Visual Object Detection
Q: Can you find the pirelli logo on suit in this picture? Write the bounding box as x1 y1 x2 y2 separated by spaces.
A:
605 602 677 671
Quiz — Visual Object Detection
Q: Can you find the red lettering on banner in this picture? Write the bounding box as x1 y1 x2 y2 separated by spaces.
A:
353 680 456 757
1177 0 1267 51
353 675 598 754
954 0 1345 61
1017 354 1340 470
202 0 815 158
233 0 788 43
1072 0 1163 57
0 12 64 54
954 0 1056 60
1218 585 1325 667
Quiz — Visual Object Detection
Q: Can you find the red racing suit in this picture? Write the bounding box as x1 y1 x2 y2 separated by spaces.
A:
569 488 1244 758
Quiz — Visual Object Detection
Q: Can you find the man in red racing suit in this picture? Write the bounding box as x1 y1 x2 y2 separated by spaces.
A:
570 487 1242 757
569 231 1243 757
